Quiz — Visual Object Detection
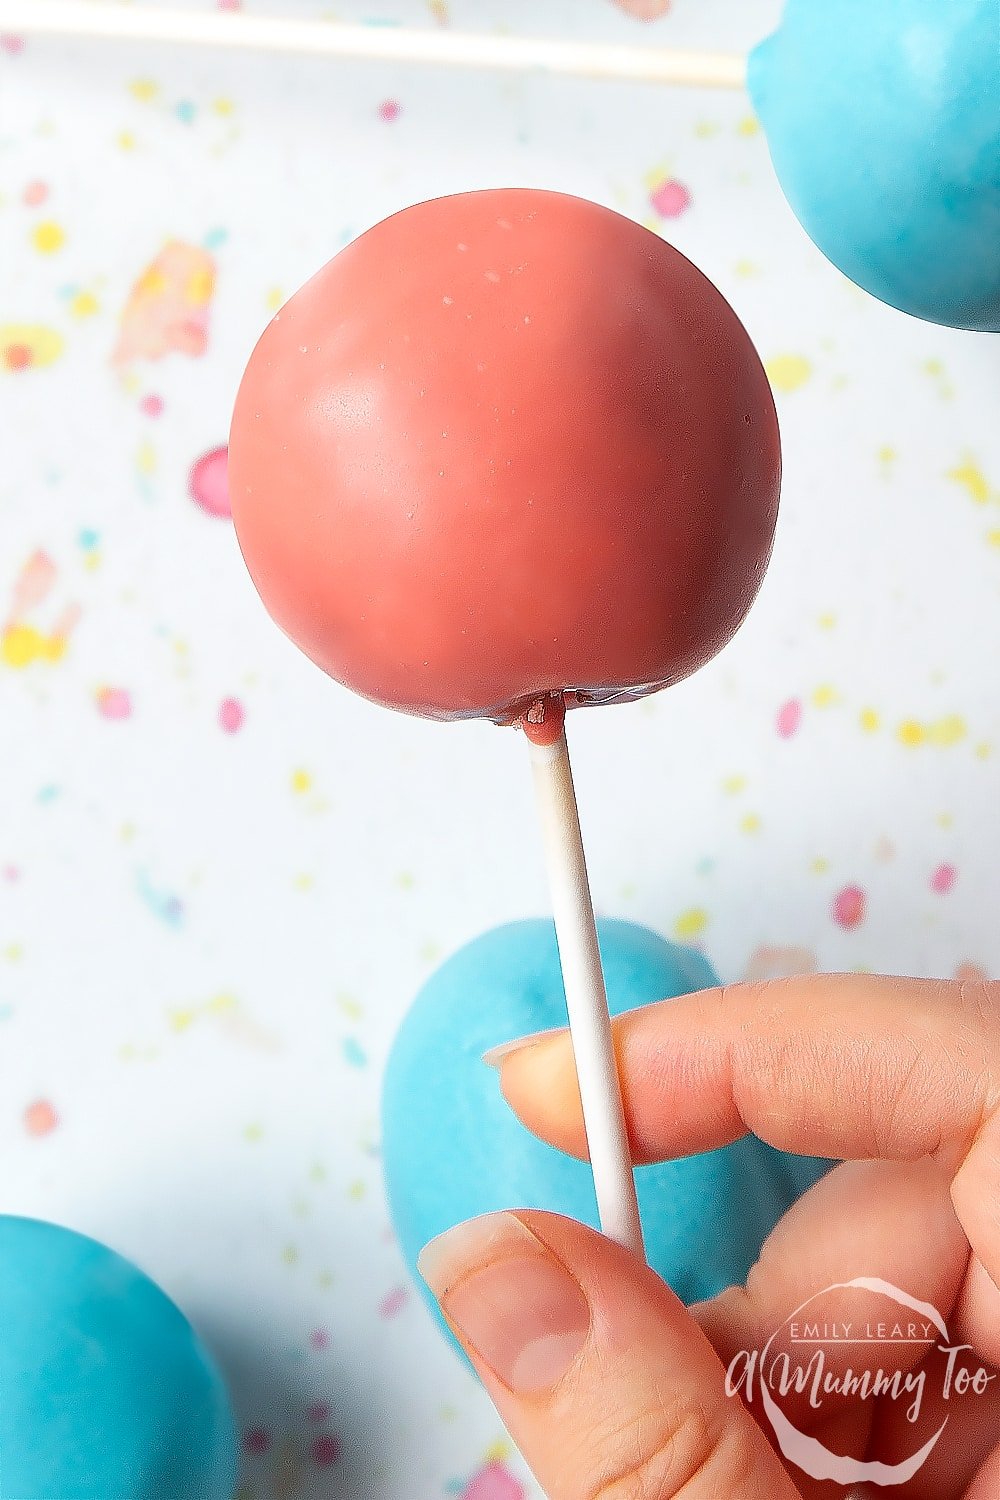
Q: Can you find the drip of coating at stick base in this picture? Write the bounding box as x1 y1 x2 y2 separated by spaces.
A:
229 189 780 723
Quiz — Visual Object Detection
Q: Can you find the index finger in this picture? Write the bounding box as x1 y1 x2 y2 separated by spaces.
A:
493 974 998 1168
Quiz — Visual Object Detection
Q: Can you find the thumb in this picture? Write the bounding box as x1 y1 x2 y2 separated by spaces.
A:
418 1209 798 1499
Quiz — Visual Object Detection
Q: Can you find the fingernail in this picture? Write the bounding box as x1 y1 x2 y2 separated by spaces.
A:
418 1212 590 1394
481 1027 565 1069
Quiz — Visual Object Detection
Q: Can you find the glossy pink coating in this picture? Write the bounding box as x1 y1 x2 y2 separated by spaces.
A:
229 189 780 723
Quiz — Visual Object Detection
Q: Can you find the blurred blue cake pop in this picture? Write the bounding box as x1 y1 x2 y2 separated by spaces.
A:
0 1216 238 1500
383 918 830 1352
749 0 1000 331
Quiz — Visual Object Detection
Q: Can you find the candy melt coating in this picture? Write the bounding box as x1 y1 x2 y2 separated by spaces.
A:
0 1216 238 1499
229 190 780 723
382 919 830 1354
750 0 1000 332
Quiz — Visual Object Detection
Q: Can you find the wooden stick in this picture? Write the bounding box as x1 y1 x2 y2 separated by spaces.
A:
528 725 645 1260
0 0 747 90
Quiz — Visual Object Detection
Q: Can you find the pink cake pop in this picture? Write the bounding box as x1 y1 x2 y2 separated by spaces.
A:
230 189 779 737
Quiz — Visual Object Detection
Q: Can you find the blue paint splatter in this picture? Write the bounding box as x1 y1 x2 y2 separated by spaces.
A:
342 1037 367 1068
136 869 184 928
78 528 99 550
203 227 228 250
37 785 60 804
175 100 196 124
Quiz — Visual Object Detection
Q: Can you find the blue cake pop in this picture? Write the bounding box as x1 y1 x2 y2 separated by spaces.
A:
382 918 830 1354
0 1216 238 1500
749 0 1000 331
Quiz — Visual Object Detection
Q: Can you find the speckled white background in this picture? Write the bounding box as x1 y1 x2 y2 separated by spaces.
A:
1 2 999 1496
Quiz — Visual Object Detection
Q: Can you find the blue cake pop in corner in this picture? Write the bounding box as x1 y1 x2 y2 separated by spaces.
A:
0 1216 238 1500
749 0 1000 332
382 918 831 1354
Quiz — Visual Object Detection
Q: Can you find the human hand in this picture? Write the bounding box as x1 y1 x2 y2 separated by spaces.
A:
417 975 1000 1497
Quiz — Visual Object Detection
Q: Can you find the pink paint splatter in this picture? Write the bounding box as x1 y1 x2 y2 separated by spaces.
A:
306 1401 330 1424
311 1434 341 1467
23 180 48 207
309 1328 331 1351
0 34 25 54
218 0 242 8
930 863 957 894
140 393 164 418
776 698 802 739
219 696 245 733
378 99 401 122
612 0 670 17
96 686 132 720
3 865 20 882
242 1427 270 1456
114 240 216 364
463 1461 526 1500
24 1099 58 1137
955 962 989 983
189 446 230 518
832 885 866 929
378 1285 409 1318
744 944 817 982
649 178 691 218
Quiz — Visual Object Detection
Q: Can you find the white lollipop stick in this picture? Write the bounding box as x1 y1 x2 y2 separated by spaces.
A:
0 0 746 91
528 723 645 1261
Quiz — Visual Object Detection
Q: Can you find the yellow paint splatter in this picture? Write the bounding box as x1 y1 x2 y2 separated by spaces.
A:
811 683 839 708
922 358 954 399
485 1439 513 1463
136 439 157 475
281 1245 299 1266
395 870 415 890
817 612 836 630
243 1122 263 1142
184 266 214 306
897 719 926 747
1 323 64 369
291 768 312 794
212 96 235 115
207 992 236 1015
765 354 812 393
975 741 993 760
292 873 314 891
70 290 99 318
348 1180 365 1200
673 908 708 940
987 529 1000 549
877 446 897 465
811 857 830 875
722 774 746 795
928 714 966 747
737 115 761 136
936 812 953 828
266 285 284 311
32 221 65 254
1 625 67 668
641 161 671 191
859 707 880 733
128 78 158 101
947 459 990 505
169 1008 196 1033
117 131 137 151
740 813 762 834
734 259 759 278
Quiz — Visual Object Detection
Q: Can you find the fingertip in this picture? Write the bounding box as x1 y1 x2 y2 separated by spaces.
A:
490 1029 589 1158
